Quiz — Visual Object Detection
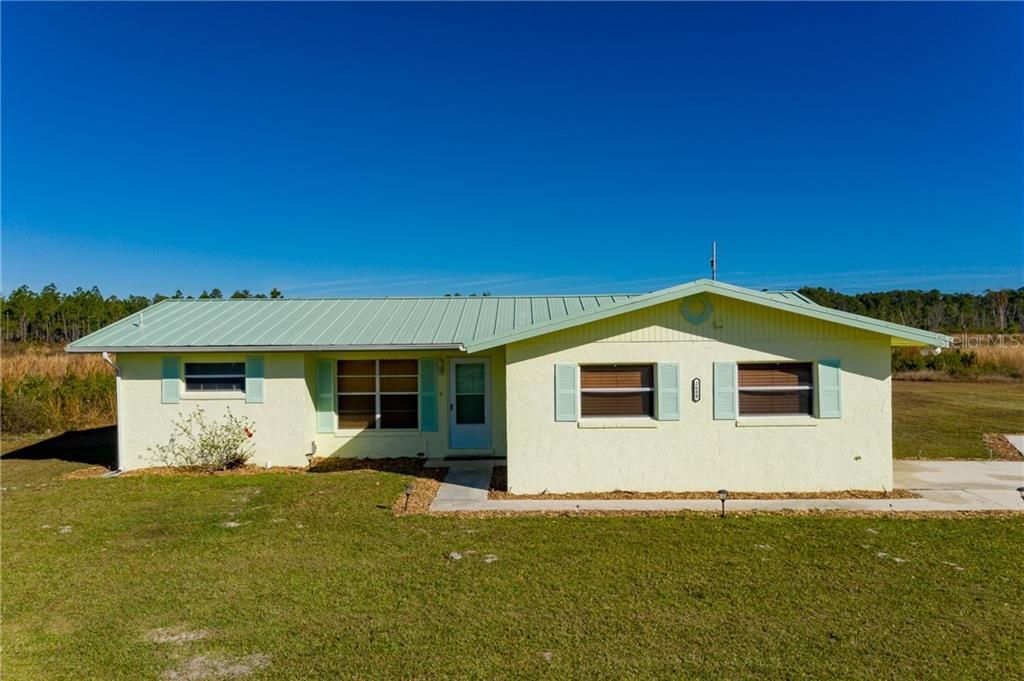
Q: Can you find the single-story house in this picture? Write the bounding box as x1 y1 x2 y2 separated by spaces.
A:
67 279 950 493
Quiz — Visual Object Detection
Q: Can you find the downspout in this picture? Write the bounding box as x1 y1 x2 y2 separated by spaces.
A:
101 352 123 476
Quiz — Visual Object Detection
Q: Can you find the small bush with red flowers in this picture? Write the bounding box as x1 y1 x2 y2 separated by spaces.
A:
148 406 255 472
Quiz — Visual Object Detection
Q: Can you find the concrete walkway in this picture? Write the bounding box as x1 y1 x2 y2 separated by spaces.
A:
429 459 1024 513
1006 434 1024 456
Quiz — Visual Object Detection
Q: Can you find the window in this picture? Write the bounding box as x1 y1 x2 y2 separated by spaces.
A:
183 362 245 392
337 359 419 429
737 362 813 416
580 364 654 418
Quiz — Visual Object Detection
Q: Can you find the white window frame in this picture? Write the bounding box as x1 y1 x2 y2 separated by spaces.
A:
182 361 246 396
578 363 656 420
337 359 419 430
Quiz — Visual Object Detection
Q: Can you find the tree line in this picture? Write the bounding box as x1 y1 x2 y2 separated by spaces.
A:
797 287 1024 334
1 284 283 344
1 282 1021 345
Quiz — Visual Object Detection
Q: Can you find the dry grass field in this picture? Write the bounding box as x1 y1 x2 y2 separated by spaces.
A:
893 336 1024 381
3 344 113 382
963 338 1024 375
1 345 115 433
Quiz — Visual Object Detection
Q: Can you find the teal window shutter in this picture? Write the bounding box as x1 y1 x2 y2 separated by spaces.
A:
817 359 842 418
245 356 265 404
419 359 438 432
656 362 680 421
713 361 737 420
316 359 335 433
161 357 180 404
554 363 578 422
161 356 182 403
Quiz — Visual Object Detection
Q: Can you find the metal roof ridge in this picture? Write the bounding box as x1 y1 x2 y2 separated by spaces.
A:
147 293 645 301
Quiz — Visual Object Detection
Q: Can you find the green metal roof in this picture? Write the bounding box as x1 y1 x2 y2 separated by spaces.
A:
65 294 640 352
65 280 950 353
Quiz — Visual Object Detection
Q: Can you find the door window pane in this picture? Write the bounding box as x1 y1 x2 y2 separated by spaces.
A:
456 394 486 424
455 363 485 394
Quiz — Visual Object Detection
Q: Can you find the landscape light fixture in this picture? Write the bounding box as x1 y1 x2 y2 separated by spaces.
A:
404 483 414 512
717 489 729 518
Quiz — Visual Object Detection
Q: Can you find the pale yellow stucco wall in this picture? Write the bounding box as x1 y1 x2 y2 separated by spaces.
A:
117 352 312 470
504 294 894 494
115 347 506 470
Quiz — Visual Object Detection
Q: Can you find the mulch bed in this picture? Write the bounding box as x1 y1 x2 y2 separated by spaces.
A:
488 466 918 501
391 468 447 516
982 433 1022 460
431 508 1021 519
118 465 306 477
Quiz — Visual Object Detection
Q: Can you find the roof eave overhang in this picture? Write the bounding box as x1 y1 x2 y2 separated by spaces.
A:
65 343 467 354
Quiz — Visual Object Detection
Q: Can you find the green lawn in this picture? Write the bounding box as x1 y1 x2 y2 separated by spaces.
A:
893 381 1024 458
2 439 1022 679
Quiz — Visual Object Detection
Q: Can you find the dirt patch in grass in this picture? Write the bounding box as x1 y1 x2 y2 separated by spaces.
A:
487 467 918 500
163 653 270 680
62 465 110 479
147 626 211 645
982 433 1022 460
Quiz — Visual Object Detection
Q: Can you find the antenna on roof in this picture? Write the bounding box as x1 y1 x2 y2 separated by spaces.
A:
710 241 718 281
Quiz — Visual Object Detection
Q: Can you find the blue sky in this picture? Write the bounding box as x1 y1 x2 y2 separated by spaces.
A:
2 2 1021 297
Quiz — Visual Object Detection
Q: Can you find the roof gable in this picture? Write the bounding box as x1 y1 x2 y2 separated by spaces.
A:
463 280 950 351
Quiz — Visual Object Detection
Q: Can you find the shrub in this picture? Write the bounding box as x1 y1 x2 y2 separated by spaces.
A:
891 348 926 373
148 407 255 472
1 390 51 433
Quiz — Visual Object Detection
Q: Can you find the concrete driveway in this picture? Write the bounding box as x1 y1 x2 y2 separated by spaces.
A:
894 459 1024 511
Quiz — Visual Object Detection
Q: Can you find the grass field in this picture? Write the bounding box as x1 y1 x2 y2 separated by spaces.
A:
2 436 1023 680
892 381 1024 458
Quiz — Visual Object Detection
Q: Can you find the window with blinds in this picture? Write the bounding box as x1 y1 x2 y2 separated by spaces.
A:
580 365 654 418
184 362 245 392
737 362 813 416
337 359 419 429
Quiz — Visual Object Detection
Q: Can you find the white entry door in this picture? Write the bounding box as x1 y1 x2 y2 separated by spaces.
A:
449 358 491 449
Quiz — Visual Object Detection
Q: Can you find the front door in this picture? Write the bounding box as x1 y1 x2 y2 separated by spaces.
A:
449 358 491 449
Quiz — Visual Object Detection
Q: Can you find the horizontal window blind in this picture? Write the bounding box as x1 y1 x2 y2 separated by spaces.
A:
737 362 813 416
580 365 654 418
